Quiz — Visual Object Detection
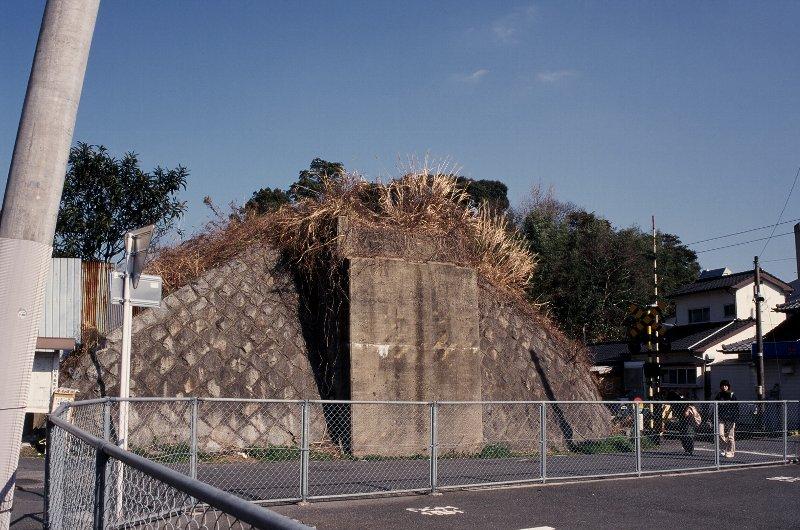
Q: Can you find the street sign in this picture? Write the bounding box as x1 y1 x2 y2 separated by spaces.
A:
125 224 155 288
110 271 162 308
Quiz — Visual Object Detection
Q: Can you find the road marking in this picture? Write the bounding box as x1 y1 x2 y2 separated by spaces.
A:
406 506 464 516
695 448 783 457
517 527 556 530
767 476 800 483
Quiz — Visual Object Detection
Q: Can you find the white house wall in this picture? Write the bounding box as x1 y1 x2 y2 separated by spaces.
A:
700 323 756 363
674 291 736 325
673 279 787 326
701 318 785 364
711 360 800 401
710 363 755 399
734 281 786 327
765 360 800 401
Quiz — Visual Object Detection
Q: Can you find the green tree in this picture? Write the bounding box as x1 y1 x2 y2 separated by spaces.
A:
455 177 510 212
288 158 345 201
54 143 187 262
242 187 291 215
521 186 699 343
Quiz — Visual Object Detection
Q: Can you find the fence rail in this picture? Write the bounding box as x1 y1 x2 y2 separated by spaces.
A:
49 398 800 524
46 403 310 529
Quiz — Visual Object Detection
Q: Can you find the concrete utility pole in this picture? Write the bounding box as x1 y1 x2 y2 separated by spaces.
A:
753 256 765 401
0 1 99 526
794 223 800 279
650 215 660 431
651 215 659 389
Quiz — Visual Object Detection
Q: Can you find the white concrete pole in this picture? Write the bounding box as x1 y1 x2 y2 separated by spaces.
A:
0 1 99 526
114 238 132 518
118 239 133 450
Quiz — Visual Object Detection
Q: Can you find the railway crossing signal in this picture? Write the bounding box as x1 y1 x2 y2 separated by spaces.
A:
625 302 664 342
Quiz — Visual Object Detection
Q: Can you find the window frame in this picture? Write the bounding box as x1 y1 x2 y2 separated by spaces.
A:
688 307 711 323
660 367 699 387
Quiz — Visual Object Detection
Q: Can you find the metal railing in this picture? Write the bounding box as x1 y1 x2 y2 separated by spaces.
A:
49 397 799 516
45 402 311 529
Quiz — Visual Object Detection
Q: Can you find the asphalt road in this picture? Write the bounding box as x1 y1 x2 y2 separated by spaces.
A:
14 449 800 529
195 437 793 500
272 464 800 529
10 458 44 529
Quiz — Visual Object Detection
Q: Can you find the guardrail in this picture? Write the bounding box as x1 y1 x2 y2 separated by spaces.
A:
49 397 799 517
46 402 311 529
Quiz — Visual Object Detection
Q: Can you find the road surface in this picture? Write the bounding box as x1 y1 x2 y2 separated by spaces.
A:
273 464 800 529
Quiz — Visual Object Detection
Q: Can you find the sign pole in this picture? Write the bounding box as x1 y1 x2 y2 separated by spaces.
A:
114 234 133 519
118 234 133 450
114 225 155 518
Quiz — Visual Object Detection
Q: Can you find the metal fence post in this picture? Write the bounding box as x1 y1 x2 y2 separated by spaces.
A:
93 447 109 530
783 401 789 463
300 400 310 502
713 402 720 469
102 398 112 524
540 402 547 483
190 398 198 480
43 416 52 529
429 402 438 494
103 399 111 442
634 402 642 476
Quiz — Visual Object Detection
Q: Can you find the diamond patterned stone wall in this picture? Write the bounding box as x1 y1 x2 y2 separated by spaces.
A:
61 246 323 449
478 284 613 449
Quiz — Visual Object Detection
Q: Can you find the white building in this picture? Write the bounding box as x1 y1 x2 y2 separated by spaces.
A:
590 267 793 400
650 267 792 399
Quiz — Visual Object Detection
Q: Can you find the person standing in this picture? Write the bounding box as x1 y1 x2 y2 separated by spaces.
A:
715 380 738 458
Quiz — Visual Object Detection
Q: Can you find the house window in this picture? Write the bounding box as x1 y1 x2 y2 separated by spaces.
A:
688 307 710 323
724 303 736 318
661 367 698 386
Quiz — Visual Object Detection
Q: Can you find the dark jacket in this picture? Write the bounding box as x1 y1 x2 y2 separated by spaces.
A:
715 390 738 422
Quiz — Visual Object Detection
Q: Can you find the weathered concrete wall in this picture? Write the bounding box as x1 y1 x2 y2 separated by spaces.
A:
62 246 322 450
348 257 482 455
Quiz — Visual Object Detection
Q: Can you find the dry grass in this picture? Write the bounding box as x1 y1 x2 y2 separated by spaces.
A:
149 163 536 296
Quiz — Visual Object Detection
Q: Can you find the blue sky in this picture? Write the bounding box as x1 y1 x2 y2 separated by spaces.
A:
2 1 799 280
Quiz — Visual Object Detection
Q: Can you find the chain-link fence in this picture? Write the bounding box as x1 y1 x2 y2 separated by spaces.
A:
46 402 310 529
50 398 799 521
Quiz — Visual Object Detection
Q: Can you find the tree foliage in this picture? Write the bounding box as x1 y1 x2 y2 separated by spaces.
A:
288 158 345 202
54 143 187 262
520 185 700 343
455 177 510 212
242 187 291 215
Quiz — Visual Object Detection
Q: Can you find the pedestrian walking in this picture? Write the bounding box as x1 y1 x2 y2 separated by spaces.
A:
715 380 738 458
667 391 697 455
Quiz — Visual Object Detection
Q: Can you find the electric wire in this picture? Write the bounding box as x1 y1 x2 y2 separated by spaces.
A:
760 257 797 263
684 216 800 246
760 166 800 257
693 231 794 254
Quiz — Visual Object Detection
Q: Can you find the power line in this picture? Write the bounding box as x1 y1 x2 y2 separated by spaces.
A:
684 216 800 246
694 231 794 254
760 257 797 263
760 166 800 257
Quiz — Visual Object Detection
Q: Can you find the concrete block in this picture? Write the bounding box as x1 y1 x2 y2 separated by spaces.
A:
348 257 481 455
